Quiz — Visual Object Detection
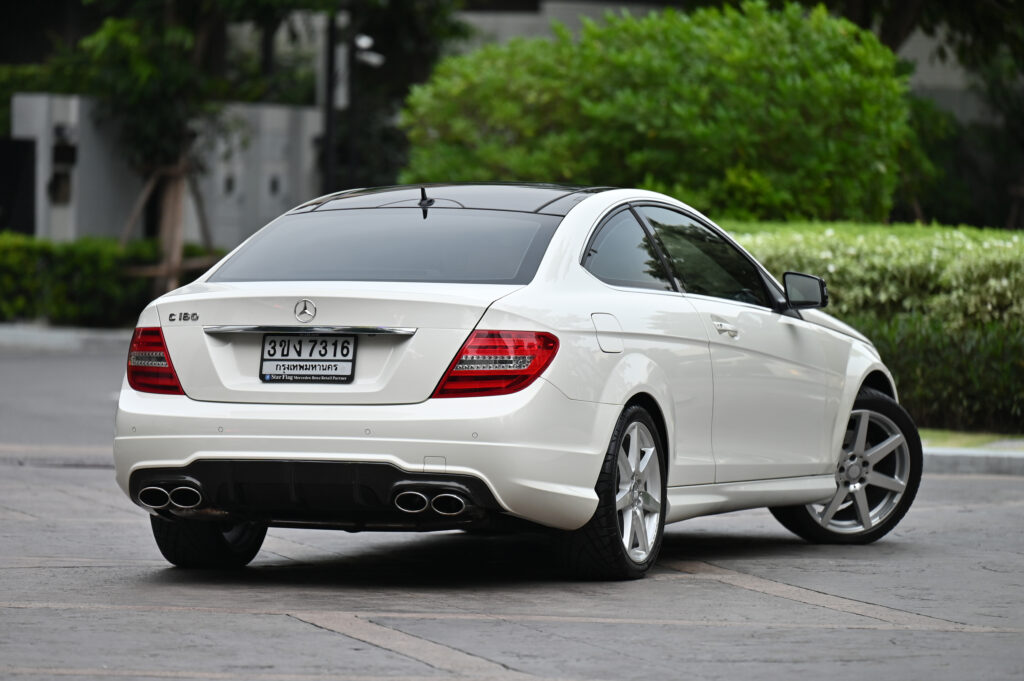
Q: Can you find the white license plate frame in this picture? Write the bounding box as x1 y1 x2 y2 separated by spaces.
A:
259 334 357 384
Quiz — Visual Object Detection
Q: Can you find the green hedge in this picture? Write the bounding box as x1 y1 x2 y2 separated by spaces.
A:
730 223 1024 327
0 232 51 320
0 233 211 327
725 223 1024 432
848 315 1024 432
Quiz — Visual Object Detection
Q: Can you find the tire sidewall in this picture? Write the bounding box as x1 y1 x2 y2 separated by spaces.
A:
772 388 922 545
602 405 668 576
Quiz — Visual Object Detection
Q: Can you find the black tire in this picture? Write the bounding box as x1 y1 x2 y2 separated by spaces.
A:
770 388 922 544
560 405 667 580
150 516 267 568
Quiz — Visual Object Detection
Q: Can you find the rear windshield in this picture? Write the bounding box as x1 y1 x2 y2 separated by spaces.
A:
209 208 561 284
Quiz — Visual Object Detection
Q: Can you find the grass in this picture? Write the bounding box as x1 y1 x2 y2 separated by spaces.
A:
919 429 1024 449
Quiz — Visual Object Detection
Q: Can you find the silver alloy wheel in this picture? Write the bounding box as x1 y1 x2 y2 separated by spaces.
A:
808 409 911 534
615 421 663 562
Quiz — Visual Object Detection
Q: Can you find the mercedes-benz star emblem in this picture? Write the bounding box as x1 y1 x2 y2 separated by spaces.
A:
294 299 316 323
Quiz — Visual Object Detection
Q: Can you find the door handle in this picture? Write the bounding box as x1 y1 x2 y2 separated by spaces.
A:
712 320 739 338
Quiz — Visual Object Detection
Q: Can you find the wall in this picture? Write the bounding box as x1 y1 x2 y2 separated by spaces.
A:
10 94 322 249
11 93 142 243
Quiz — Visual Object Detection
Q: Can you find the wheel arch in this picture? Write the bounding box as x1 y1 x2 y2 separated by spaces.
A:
828 344 899 470
860 370 896 400
624 392 670 468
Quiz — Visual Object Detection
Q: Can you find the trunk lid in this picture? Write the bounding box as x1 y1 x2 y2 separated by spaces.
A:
155 281 518 404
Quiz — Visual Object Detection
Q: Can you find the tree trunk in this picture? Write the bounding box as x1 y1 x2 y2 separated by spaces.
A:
260 19 277 77
156 166 187 294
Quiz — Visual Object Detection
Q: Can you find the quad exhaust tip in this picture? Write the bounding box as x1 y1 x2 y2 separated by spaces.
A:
394 490 429 513
169 486 203 509
431 493 467 516
138 486 170 510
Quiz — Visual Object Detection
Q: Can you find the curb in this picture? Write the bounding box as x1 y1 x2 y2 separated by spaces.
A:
924 448 1024 476
0 323 132 353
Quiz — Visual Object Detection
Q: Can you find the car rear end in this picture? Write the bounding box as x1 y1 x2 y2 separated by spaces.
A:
113 199 616 533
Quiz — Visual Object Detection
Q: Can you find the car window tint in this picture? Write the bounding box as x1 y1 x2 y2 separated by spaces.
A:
582 210 673 291
209 208 559 284
638 206 770 307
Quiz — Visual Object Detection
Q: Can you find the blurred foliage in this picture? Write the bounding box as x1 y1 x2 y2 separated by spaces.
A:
889 45 1024 228
849 315 1024 433
67 15 222 174
334 0 471 188
890 92 957 222
401 1 912 221
721 222 1024 431
729 222 1024 327
224 41 318 106
0 231 51 321
0 232 215 326
0 0 468 189
693 0 1024 64
54 0 339 175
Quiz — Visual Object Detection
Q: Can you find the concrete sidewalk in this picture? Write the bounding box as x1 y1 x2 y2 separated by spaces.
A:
2 322 1022 475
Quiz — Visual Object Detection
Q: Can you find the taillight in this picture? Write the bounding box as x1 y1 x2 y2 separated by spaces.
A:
127 327 184 395
432 330 559 398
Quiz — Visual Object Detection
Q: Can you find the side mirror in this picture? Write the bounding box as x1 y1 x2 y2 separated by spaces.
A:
783 272 828 309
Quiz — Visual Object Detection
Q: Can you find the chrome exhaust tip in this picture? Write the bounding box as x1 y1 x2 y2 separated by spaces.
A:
169 486 203 509
431 493 467 516
394 490 429 513
138 486 170 510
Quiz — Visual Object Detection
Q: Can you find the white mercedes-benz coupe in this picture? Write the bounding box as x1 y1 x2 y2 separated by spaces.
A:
114 184 921 579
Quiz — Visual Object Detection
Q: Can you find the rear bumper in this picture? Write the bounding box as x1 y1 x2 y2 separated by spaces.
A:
130 459 506 531
113 378 617 530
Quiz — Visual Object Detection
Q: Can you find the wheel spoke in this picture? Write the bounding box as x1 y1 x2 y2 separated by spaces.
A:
852 486 873 529
640 490 661 513
626 424 641 469
637 447 655 482
865 433 905 465
868 472 906 493
620 505 634 550
615 489 632 511
819 487 848 525
633 508 650 553
617 447 632 482
851 411 870 457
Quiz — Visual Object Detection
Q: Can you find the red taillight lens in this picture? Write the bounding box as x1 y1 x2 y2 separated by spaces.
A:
432 330 559 398
127 327 184 395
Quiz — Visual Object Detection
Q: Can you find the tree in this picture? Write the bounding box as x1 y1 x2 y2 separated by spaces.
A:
688 0 1024 61
26 0 466 289
402 1 912 221
334 0 470 188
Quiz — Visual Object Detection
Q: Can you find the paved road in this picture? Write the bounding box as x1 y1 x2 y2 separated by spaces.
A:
1 465 1021 680
1 345 1022 680
0 347 123 464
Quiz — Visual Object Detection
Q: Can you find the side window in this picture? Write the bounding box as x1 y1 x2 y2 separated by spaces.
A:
637 206 771 307
582 210 673 291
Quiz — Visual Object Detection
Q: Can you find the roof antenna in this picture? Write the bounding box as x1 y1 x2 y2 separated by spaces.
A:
418 186 434 219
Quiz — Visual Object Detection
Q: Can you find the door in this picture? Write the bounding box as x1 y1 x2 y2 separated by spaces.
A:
636 205 835 482
581 208 715 485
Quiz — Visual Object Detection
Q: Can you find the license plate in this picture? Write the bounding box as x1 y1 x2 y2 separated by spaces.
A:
259 334 356 384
